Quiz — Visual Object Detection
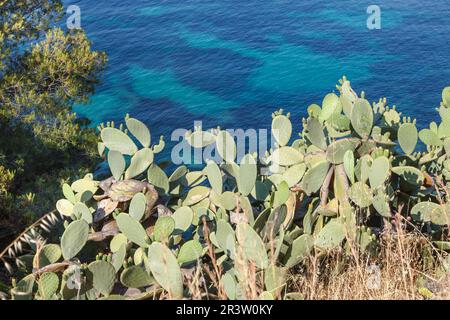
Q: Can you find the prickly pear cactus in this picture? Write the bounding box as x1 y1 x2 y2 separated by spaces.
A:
3 80 450 300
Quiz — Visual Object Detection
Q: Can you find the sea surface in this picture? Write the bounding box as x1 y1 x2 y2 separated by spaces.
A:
68 0 450 160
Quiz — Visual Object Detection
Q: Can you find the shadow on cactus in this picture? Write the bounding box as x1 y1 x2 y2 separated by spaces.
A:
2 78 450 300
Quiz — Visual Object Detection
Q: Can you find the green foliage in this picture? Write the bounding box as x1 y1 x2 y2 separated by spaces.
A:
300 161 330 195
148 242 183 299
314 219 346 250
368 156 390 189
272 113 292 147
61 220 89 260
4 78 450 300
177 240 203 266
236 222 269 269
351 98 373 138
120 265 155 288
116 213 149 248
88 260 116 296
398 121 418 155
349 182 373 208
38 272 59 300
0 1 106 230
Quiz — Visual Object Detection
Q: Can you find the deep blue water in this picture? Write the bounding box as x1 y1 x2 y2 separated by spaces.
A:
69 0 450 159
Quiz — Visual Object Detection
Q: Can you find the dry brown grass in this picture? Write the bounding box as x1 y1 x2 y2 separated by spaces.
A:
288 229 450 300
184 220 450 300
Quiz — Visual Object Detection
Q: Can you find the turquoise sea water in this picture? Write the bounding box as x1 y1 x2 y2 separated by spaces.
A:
69 0 450 159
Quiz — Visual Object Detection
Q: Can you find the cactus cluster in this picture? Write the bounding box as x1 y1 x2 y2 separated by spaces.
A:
3 78 450 300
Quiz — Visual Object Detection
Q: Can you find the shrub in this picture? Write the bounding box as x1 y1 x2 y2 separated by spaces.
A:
1 77 450 300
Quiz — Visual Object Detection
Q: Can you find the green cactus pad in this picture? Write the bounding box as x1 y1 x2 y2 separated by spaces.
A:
56 199 74 217
392 166 424 186
37 244 61 268
221 162 240 180
126 118 151 148
343 149 355 184
12 274 35 300
284 234 314 268
300 161 330 195
439 107 450 124
183 185 210 206
326 138 358 164
351 98 373 138
216 191 237 210
273 181 290 208
129 193 147 221
78 189 93 203
110 233 128 252
328 112 350 131
372 191 391 218
221 272 237 300
177 240 203 266
133 247 145 265
168 165 188 182
73 202 92 224
438 121 450 138
282 163 306 187
434 241 450 250
101 127 138 155
111 243 127 272
239 195 255 224
306 118 327 150
116 213 149 248
71 178 99 194
383 109 401 126
319 93 341 123
443 87 450 106
236 222 268 269
62 183 76 204
419 129 443 146
152 136 166 154
216 130 236 162
340 95 354 118
333 168 348 203
398 123 418 155
38 272 59 300
88 260 116 296
181 171 206 187
307 103 322 118
120 265 155 288
172 206 194 234
317 198 339 217
411 202 450 226
264 265 287 295
314 220 346 250
185 130 216 148
125 148 154 179
108 150 126 180
271 146 304 166
154 216 175 242
216 219 236 258
147 164 170 194
61 220 89 260
238 154 257 196
272 114 292 147
349 182 373 208
356 155 372 183
368 156 390 189
205 161 223 195
148 242 183 299
355 227 376 253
